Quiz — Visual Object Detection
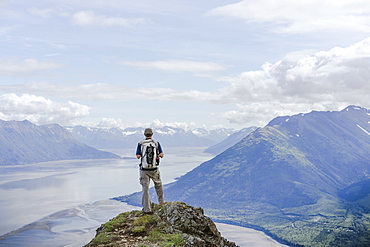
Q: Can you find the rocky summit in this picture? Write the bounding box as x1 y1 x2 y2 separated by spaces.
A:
85 202 238 247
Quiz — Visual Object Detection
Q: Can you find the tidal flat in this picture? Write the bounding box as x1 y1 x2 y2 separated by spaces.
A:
0 147 287 247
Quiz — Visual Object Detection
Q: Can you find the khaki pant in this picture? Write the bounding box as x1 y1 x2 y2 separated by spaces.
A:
139 169 165 212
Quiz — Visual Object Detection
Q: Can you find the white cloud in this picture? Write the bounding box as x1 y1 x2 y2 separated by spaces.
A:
95 118 196 130
0 94 90 125
2 38 370 126
0 81 217 103
98 118 126 128
219 102 339 126
126 119 196 130
208 0 370 33
71 10 148 27
150 119 196 130
215 38 370 125
0 58 64 76
121 60 226 74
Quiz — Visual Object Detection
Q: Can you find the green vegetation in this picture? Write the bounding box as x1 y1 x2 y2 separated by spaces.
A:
102 212 129 232
207 196 370 247
133 214 160 226
85 205 186 247
148 229 185 246
87 232 119 246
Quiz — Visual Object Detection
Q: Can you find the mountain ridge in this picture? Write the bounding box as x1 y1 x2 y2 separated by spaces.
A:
0 120 119 165
204 126 258 155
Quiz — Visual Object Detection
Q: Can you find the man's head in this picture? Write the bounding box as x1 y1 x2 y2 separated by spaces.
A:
144 128 153 137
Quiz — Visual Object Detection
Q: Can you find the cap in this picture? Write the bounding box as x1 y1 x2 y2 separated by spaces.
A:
144 128 153 136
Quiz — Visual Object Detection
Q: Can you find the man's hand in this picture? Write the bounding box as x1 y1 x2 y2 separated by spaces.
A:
159 153 164 158
136 155 141 159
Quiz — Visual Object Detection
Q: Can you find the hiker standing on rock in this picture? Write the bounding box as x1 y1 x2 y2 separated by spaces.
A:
136 128 165 213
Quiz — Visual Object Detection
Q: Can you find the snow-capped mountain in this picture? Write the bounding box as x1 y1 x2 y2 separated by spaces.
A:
65 126 237 149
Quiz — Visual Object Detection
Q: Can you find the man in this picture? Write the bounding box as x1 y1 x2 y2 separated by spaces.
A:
136 128 165 213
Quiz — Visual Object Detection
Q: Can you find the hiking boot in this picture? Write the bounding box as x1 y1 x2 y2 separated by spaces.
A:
142 209 153 214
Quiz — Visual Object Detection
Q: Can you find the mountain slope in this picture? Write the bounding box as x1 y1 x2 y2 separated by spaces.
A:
163 106 370 209
0 120 120 165
119 106 370 246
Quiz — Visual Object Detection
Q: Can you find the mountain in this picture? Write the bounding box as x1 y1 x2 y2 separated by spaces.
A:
118 106 370 247
85 202 238 247
0 120 120 165
66 126 236 149
204 126 257 155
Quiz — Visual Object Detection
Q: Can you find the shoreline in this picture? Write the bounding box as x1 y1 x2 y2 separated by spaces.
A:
0 199 140 246
214 219 291 247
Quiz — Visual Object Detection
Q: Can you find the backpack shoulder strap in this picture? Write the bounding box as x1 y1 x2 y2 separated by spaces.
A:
152 139 159 154
139 139 158 155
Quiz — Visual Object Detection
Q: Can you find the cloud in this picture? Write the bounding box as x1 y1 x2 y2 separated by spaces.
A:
2 38 370 126
149 119 196 130
98 118 126 128
71 10 148 27
208 0 370 33
0 58 64 76
121 60 226 74
0 81 214 103
215 37 370 125
218 102 336 126
0 94 90 125
231 38 370 102
94 118 197 130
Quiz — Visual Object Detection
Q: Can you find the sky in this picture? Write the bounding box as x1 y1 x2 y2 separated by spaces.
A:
1 0 370 130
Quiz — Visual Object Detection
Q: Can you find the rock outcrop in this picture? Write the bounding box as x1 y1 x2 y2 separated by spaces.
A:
85 202 239 247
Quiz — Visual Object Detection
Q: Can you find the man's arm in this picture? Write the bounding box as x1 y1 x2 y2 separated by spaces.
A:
158 142 164 158
136 143 141 159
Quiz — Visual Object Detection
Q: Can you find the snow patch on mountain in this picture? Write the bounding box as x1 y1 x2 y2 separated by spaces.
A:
357 124 370 135
122 130 140 136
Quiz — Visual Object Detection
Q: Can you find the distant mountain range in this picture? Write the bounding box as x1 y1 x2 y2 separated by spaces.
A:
0 120 242 166
0 120 119 165
117 106 370 247
66 126 237 149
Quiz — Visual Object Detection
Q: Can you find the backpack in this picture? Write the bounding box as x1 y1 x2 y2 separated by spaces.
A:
140 139 160 169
